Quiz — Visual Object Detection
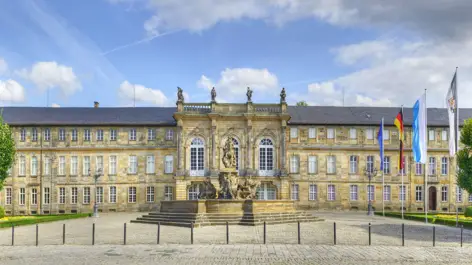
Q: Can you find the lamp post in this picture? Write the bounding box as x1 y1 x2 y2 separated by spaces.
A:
364 166 378 216
90 168 102 218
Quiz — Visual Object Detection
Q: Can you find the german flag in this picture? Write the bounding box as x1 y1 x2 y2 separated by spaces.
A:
394 108 404 170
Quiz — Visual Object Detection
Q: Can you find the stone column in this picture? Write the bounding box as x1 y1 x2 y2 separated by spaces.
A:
211 126 216 170
246 126 253 172
176 125 184 176
281 126 286 174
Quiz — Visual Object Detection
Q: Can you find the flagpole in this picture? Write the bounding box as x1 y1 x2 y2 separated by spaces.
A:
382 117 385 217
455 67 459 154
401 105 404 220
424 89 428 224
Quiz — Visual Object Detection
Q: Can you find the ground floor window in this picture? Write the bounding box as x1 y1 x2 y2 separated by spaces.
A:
188 183 202 200
257 183 276 200
164 186 174 201
309 184 317 201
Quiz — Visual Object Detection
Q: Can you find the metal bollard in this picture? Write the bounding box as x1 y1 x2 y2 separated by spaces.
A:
433 226 435 247
36 224 39 246
333 222 336 245
157 222 160 244
226 221 229 244
11 225 14 246
298 221 301 244
63 224 66 245
123 223 127 245
368 223 371 246
402 223 404 246
191 222 194 244
92 223 95 246
263 221 266 244
461 225 463 247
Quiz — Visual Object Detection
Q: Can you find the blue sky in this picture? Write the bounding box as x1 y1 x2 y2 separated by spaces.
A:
0 0 471 108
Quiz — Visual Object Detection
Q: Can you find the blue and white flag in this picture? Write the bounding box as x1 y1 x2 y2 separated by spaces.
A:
377 118 384 170
413 93 427 164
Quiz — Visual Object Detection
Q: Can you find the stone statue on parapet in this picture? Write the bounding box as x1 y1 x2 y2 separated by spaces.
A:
211 87 217 102
177 87 184 103
222 137 237 168
198 177 217 199
246 87 253 102
280 87 286 103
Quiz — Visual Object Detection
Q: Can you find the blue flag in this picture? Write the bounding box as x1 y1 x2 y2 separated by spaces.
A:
413 93 427 163
377 118 384 170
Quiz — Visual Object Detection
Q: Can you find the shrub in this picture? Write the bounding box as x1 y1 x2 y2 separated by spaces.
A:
465 206 472 217
0 206 5 219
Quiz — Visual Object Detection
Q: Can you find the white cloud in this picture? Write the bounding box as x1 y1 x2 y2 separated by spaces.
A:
51 103 61 108
0 58 8 75
118 80 170 106
0 79 26 103
17 61 82 96
197 68 279 101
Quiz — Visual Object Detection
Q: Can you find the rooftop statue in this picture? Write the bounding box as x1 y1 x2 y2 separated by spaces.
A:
211 87 217 102
246 87 253 102
177 87 184 103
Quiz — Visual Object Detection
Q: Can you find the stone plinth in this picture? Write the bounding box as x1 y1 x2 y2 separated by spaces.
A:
160 200 297 214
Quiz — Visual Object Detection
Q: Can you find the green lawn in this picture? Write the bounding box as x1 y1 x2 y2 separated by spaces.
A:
0 213 91 228
376 212 472 229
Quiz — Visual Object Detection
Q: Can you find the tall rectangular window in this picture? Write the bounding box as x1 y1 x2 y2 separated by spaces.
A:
84 129 91 141
5 188 12 205
109 156 117 175
349 155 358 174
71 129 77 141
19 188 25 205
290 128 298 138
367 185 375 201
109 186 117 203
110 129 117 141
44 128 50 141
128 187 137 203
32 128 38 142
71 156 78 175
71 187 78 204
44 187 50 205
290 156 299 173
383 129 389 140
148 128 155 140
383 156 390 174
383 185 391 201
415 162 423 175
146 186 155 202
327 156 336 174
429 157 436 175
327 128 335 139
83 156 90 175
456 186 463 203
399 185 406 201
415 186 423 201
441 130 448 141
164 186 173 201
291 184 299 200
31 188 37 205
20 128 26 142
96 187 103 204
59 156 65 175
96 129 104 141
429 129 435 141
309 184 317 201
441 157 448 175
146 155 155 174
308 156 317 174
350 185 358 201
83 187 91 204
166 129 173 141
327 185 336 201
308 128 316 139
165 155 174 174
441 186 448 202
31 156 38 176
19 156 25 176
366 128 374 140
366 155 374 173
128 155 137 174
96 156 103 172
349 128 357 139
129 129 136 141
44 157 50 175
59 187 66 204
59 128 66 141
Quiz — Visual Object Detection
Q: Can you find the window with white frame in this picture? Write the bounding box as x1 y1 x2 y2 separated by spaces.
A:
428 157 436 175
350 185 358 201
383 129 389 140
188 184 200 200
308 128 316 139
349 155 358 174
110 129 117 141
83 187 91 204
441 186 448 202
96 156 103 172
366 155 374 173
327 185 336 201
19 156 25 176
146 186 155 202
31 188 37 205
109 155 117 175
148 128 155 141
259 139 274 176
5 188 12 205
129 128 136 141
166 129 174 141
44 128 50 141
290 156 299 174
59 187 66 204
441 157 448 175
327 128 335 139
83 156 90 175
128 187 137 203
367 185 375 201
19 188 25 205
456 186 463 202
383 185 391 201
96 187 103 204
164 186 173 201
70 156 79 176
44 157 50 175
399 185 406 201
20 128 26 142
291 184 299 200
71 129 77 141
59 128 65 141
128 155 137 174
146 155 155 174
32 128 38 142
290 127 298 138
71 187 78 204
366 128 374 140
309 184 317 201
327 155 336 174
165 155 173 174
428 129 435 141
256 183 276 200
232 138 240 170
7 167 11 176
59 156 65 175
84 129 91 141
415 186 423 201
383 156 390 174
190 138 205 176
441 130 448 141
44 187 50 204
308 156 317 174
96 129 103 141
109 186 117 203
349 128 357 139
415 162 423 175
31 156 38 176
469 193 472 203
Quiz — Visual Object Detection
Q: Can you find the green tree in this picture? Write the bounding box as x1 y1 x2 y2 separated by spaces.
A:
296 101 308 106
457 119 472 199
0 113 15 191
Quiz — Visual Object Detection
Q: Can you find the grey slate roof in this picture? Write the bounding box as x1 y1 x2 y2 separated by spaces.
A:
1 106 471 127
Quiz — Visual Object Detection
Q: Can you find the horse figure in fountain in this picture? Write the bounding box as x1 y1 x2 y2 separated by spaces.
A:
198 177 217 199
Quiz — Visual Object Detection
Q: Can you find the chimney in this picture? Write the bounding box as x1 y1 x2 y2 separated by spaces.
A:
94 101 99 108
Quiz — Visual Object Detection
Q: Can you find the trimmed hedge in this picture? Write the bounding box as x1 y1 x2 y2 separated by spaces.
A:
465 206 472 217
377 212 472 229
0 206 4 219
0 213 91 228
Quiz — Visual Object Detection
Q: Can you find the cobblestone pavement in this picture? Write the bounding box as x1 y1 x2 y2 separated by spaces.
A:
0 211 470 247
0 244 471 265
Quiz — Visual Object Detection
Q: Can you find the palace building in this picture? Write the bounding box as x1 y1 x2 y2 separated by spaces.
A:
1 89 471 215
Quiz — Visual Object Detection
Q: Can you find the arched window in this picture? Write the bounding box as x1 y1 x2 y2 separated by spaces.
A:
259 138 274 176
190 138 205 176
257 182 277 200
232 138 239 170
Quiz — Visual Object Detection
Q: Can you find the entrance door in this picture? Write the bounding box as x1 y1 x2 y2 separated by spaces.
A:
429 186 437 211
